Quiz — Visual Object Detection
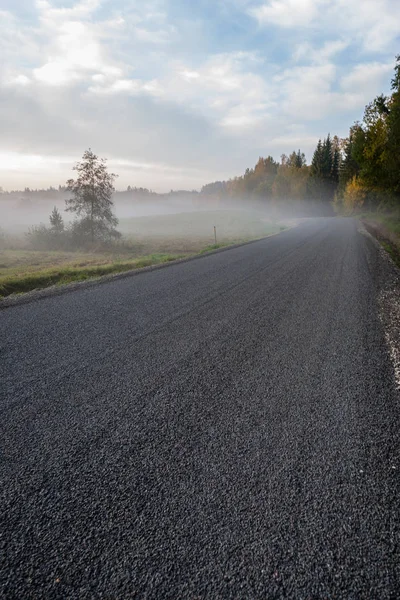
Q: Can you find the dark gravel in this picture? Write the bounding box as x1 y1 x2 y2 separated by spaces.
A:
1 217 400 599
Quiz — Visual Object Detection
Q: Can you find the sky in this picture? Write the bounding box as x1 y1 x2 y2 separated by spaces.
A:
0 0 399 192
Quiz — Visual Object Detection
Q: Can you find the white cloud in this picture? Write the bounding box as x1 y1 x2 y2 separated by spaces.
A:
0 0 399 190
5 74 31 87
338 61 394 110
249 0 322 28
341 62 393 92
89 77 163 96
35 0 101 20
32 2 123 86
275 63 338 120
250 0 400 53
293 39 349 64
160 52 275 131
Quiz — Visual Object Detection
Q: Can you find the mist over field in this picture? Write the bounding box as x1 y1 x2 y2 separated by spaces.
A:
0 173 294 299
0 186 293 241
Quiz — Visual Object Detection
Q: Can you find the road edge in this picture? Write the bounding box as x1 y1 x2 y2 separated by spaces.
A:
358 221 400 390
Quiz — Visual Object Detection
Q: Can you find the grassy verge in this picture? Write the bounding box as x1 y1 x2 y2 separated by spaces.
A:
381 241 400 269
0 253 180 298
358 212 400 268
199 242 233 254
358 211 400 236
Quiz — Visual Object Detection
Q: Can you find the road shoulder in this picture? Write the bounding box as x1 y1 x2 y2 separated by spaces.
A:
359 222 400 389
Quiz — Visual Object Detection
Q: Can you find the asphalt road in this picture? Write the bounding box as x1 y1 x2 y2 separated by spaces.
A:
1 218 400 599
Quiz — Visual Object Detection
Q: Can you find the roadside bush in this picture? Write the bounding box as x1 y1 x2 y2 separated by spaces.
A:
69 218 121 250
26 224 62 250
0 228 6 251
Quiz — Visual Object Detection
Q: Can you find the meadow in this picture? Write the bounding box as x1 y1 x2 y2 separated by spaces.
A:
0 210 285 298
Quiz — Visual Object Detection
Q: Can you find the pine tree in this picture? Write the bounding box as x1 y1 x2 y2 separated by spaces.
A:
49 206 64 232
321 134 333 181
308 135 338 206
310 140 323 177
331 148 340 186
296 149 306 168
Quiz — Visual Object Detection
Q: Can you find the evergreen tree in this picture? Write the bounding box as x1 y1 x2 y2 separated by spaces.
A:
288 150 306 168
49 206 64 232
331 147 340 186
296 149 306 168
308 135 339 207
308 139 324 202
310 140 323 177
321 134 333 182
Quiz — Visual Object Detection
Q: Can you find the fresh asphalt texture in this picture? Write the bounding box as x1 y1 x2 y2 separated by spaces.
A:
1 218 400 599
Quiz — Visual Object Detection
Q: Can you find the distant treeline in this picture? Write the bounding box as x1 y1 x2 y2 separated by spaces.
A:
0 186 198 201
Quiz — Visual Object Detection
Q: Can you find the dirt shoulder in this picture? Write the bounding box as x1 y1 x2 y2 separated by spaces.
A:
359 221 400 390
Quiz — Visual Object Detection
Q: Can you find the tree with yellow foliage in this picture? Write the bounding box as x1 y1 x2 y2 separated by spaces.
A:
343 176 367 213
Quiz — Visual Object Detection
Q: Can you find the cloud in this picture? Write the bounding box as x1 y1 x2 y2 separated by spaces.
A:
249 0 400 53
158 52 276 132
293 39 349 64
32 1 123 86
273 59 394 123
35 0 101 20
0 0 399 190
249 0 322 28
339 61 394 110
88 77 163 96
274 63 339 120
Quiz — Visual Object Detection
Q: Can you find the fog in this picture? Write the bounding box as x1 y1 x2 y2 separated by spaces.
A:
0 192 200 234
0 186 324 253
0 190 289 237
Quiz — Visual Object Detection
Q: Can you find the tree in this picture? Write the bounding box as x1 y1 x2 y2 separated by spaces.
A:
385 55 400 199
343 176 367 213
338 127 361 195
331 147 340 186
308 139 325 201
66 149 119 243
287 150 306 168
49 206 64 232
321 134 333 179
308 135 339 208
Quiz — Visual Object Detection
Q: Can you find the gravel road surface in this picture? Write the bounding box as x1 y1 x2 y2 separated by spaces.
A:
1 217 400 599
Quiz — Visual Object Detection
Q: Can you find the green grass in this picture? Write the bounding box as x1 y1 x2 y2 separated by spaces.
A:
199 243 231 254
0 253 180 298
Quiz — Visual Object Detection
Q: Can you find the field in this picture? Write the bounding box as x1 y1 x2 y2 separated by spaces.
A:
0 210 285 298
